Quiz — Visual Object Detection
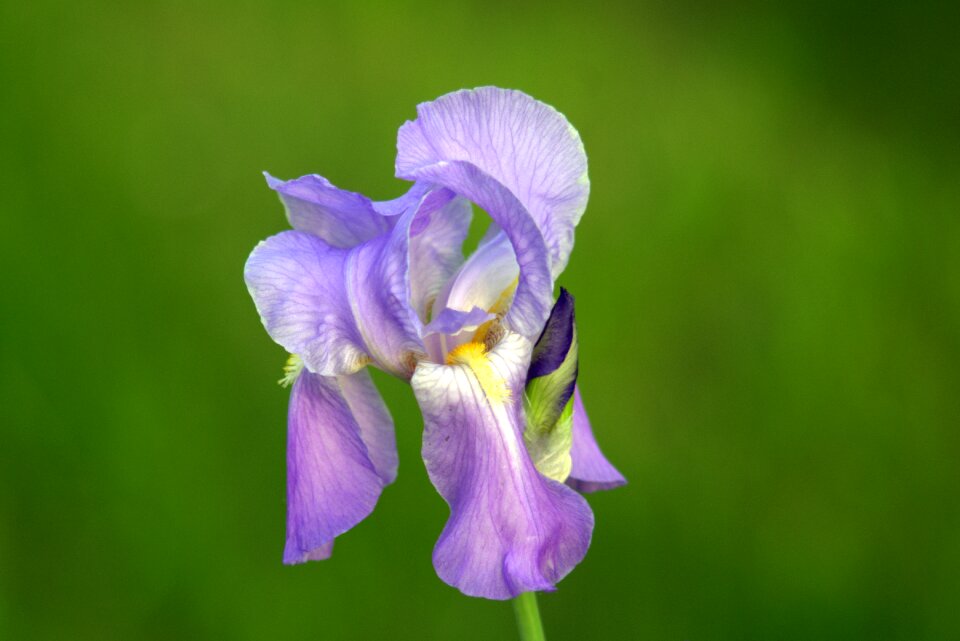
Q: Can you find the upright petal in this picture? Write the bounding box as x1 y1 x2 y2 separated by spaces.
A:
413 332 594 599
284 370 395 564
249 183 475 377
407 190 473 323
398 158 553 337
431 232 519 320
396 87 589 278
567 387 627 493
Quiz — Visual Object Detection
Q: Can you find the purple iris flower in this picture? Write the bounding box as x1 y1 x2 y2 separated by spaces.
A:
245 87 625 600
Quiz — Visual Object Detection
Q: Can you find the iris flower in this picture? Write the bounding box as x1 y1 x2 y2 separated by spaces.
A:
245 87 625 600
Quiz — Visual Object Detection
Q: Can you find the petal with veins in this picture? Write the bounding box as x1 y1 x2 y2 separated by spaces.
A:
397 87 589 279
284 370 396 564
413 332 594 599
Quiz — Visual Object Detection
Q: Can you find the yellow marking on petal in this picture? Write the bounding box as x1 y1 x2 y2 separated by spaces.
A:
472 276 519 345
445 341 511 404
279 354 304 387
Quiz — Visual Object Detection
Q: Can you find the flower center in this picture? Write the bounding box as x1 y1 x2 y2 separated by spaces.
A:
445 342 511 404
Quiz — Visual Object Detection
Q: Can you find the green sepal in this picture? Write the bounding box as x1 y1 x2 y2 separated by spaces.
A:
523 328 578 482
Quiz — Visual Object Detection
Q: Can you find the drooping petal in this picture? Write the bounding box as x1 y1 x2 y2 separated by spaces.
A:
337 368 397 484
265 173 430 247
284 370 395 564
396 87 590 279
567 387 626 493
412 332 594 599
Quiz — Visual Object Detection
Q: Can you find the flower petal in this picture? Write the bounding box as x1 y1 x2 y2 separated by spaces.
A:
566 387 627 493
421 306 496 364
407 190 473 323
432 232 519 320
337 368 398 484
412 332 594 599
398 159 553 337
284 370 395 564
396 87 589 278
245 230 370 375
266 172 415 247
251 181 475 377
422 306 495 338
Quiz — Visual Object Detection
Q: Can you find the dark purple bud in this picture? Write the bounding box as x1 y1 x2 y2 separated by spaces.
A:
527 288 576 383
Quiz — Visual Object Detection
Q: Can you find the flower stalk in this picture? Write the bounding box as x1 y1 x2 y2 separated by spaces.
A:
512 591 546 641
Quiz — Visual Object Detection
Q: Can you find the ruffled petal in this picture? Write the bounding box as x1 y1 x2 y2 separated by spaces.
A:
250 182 475 377
412 332 594 599
284 370 395 564
396 87 589 279
566 387 626 493
266 173 430 247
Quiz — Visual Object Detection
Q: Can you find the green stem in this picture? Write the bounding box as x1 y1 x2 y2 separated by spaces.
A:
512 591 546 641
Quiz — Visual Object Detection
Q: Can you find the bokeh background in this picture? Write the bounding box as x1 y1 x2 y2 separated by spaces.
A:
2 1 959 639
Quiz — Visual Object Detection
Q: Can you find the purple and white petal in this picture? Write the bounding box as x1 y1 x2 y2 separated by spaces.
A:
250 179 487 377
431 233 519 321
413 332 594 599
284 370 395 564
407 190 473 323
421 306 496 364
398 159 553 338
567 387 626 493
396 87 589 279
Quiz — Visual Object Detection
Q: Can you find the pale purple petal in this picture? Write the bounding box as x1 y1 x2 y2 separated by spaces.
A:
397 159 553 338
567 387 626 493
422 306 495 338
344 213 426 376
265 172 411 247
407 190 473 323
431 232 519 320
245 230 371 376
396 87 589 279
412 332 594 599
284 371 394 564
421 306 496 364
248 181 480 377
337 368 398 484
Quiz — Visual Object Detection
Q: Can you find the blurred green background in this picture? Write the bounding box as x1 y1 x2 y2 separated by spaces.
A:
2 1 959 639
